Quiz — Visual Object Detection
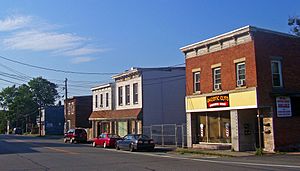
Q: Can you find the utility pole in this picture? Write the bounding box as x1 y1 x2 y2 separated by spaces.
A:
64 78 68 132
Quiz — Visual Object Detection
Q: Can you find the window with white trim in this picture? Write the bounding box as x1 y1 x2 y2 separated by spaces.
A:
213 67 221 90
236 62 245 87
105 93 109 107
271 60 283 87
95 95 98 108
133 83 138 104
100 94 103 107
193 71 200 92
125 85 130 105
118 86 123 106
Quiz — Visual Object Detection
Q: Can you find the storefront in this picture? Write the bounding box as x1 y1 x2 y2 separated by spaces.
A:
186 88 259 151
89 108 142 138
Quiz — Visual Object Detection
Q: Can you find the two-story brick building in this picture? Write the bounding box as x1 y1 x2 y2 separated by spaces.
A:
181 26 300 152
89 67 186 139
64 96 92 132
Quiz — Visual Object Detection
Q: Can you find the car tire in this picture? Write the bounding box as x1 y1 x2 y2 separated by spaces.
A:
129 144 135 152
70 138 74 144
116 145 120 150
92 142 97 147
103 142 107 148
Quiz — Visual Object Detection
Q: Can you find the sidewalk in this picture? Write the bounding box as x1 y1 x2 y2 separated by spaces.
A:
154 146 255 157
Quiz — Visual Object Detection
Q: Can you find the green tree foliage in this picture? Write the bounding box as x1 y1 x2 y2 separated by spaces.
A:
0 77 59 133
288 16 300 36
28 77 59 107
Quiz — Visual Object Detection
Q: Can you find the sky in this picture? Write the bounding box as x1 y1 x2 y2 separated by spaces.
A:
0 0 299 101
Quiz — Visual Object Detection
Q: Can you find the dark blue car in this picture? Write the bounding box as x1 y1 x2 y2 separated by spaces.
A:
115 134 155 152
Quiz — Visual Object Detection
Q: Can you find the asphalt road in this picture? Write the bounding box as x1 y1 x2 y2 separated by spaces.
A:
0 135 300 171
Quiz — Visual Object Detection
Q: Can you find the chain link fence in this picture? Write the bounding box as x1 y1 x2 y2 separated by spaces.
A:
143 124 186 148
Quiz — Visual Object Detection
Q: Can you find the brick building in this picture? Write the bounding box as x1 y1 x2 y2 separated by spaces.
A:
181 26 300 152
64 96 92 131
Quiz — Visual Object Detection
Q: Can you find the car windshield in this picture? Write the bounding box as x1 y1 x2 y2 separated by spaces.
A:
133 134 150 139
75 129 85 134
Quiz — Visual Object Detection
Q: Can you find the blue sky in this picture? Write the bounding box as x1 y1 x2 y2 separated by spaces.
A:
0 0 299 100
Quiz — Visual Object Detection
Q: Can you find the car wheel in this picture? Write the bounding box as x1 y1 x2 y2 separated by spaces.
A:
70 138 74 144
129 144 135 152
92 142 97 147
64 138 67 143
103 142 107 148
116 145 120 150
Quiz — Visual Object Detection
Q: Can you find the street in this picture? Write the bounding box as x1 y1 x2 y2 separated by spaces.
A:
0 135 300 171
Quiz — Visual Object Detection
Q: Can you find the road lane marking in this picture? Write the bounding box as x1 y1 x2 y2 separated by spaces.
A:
43 147 79 155
103 148 300 169
5 138 79 155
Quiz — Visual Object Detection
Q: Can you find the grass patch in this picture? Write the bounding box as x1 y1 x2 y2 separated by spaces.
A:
174 148 235 157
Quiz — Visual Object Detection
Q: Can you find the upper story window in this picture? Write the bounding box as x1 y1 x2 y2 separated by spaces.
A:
213 67 221 90
95 95 98 108
118 86 123 106
133 83 138 104
125 85 130 105
100 94 103 107
106 93 109 107
193 71 200 93
271 60 283 87
236 62 246 87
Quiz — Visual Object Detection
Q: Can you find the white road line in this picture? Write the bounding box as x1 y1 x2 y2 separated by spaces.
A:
103 148 300 169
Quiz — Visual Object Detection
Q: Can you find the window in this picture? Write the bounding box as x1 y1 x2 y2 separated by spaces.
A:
236 62 246 86
95 95 98 108
125 85 130 105
100 94 103 107
193 71 200 92
106 93 109 107
133 83 138 104
271 60 283 87
213 67 221 90
118 86 123 106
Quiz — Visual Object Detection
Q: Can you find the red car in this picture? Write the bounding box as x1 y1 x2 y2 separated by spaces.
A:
64 128 87 143
92 133 122 148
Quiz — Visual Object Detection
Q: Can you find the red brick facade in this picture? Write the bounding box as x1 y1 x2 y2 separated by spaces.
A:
253 32 300 150
186 41 257 95
184 27 300 151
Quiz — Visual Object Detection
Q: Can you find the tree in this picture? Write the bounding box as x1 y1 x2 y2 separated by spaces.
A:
0 77 59 133
288 16 300 36
28 77 59 107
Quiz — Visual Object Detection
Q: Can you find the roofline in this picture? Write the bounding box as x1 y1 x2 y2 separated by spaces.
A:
91 83 113 91
180 25 299 52
67 95 92 100
112 67 186 79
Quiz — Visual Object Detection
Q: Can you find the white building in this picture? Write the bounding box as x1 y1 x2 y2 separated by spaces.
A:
89 67 186 138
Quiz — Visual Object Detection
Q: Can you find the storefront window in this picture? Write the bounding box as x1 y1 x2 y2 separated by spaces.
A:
198 112 231 143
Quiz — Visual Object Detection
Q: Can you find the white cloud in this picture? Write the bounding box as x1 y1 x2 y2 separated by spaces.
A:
0 14 107 63
3 30 84 51
0 16 32 31
71 57 96 64
63 47 107 56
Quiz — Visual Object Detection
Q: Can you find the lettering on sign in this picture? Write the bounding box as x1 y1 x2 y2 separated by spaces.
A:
276 96 292 117
206 94 229 108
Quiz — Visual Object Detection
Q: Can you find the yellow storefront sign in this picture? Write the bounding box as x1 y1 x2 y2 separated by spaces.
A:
186 89 257 112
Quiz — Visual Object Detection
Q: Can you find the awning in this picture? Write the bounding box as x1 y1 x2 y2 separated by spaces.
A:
89 108 142 121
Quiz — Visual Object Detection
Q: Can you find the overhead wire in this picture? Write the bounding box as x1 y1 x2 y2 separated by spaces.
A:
0 55 118 75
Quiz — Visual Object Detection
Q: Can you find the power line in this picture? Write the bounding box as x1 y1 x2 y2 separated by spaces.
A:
0 55 118 75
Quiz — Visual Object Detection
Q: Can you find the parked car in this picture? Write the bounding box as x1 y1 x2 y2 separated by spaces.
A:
92 133 122 148
64 128 87 143
115 134 155 152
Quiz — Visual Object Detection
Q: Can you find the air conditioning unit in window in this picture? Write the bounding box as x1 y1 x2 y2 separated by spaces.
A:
214 84 221 90
237 79 245 87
